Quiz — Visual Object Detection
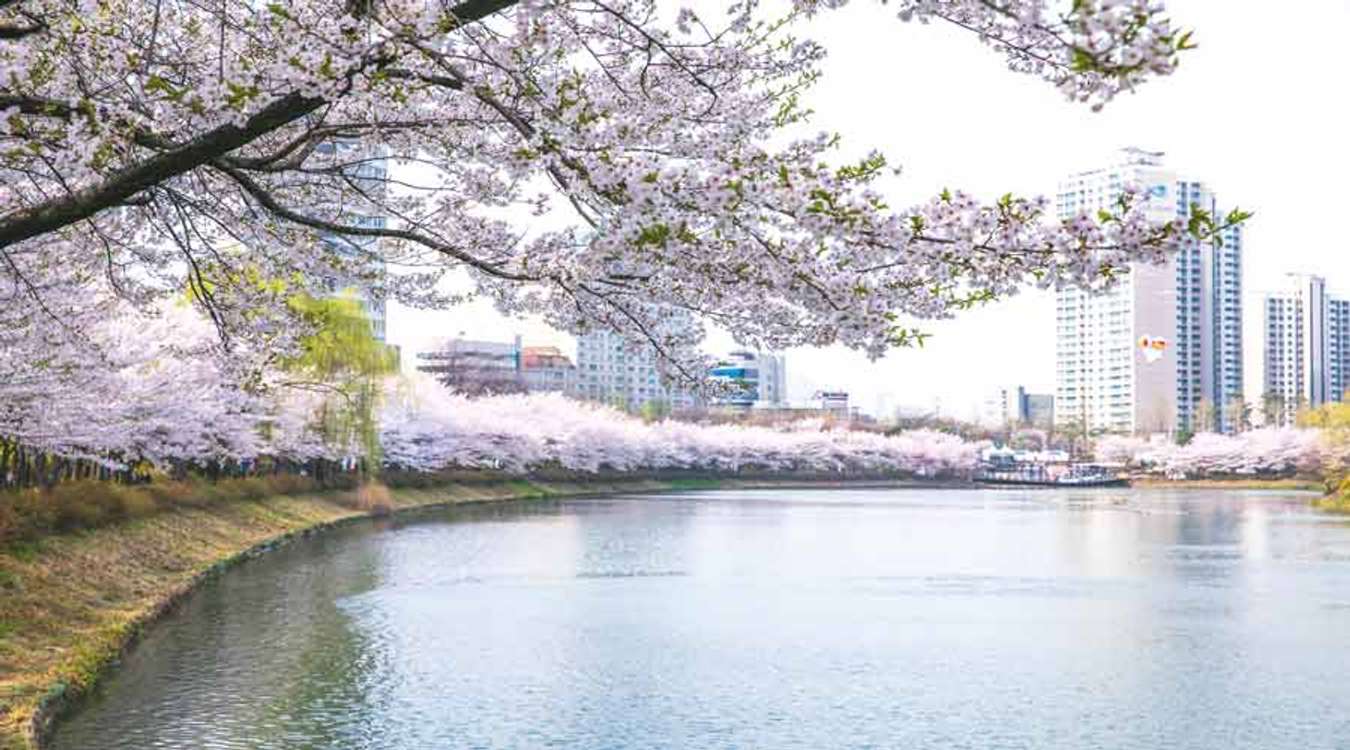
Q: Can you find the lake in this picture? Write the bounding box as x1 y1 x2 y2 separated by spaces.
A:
50 488 1350 749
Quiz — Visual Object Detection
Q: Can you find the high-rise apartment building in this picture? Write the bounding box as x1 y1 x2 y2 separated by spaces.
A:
1260 274 1350 425
1055 148 1243 435
317 139 389 341
980 386 1055 430
571 329 700 412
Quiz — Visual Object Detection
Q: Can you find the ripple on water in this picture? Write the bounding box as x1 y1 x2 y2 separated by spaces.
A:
49 488 1350 750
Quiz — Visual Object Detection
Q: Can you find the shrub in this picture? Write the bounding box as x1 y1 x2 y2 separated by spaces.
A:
47 482 118 531
261 474 312 496
0 470 351 543
116 486 159 518
351 481 393 516
0 493 22 542
141 481 196 507
231 477 270 501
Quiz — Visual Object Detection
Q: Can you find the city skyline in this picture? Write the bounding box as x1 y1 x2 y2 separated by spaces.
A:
386 1 1350 421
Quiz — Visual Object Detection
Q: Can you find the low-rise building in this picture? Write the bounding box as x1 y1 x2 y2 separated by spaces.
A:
416 336 525 394
708 350 787 408
417 336 580 397
813 390 851 417
521 346 577 394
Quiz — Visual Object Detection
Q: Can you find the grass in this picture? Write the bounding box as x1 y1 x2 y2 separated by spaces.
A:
2 542 40 564
0 491 362 749
0 475 359 545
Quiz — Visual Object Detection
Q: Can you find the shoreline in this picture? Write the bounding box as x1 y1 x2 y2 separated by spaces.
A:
1 475 940 750
1128 477 1324 492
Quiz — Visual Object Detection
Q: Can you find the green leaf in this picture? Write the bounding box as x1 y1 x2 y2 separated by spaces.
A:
1070 48 1096 73
144 74 186 102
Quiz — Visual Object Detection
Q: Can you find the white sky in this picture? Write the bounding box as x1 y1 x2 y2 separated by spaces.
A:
387 1 1350 420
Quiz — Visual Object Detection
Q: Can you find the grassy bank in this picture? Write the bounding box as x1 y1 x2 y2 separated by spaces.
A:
0 475 928 750
0 475 351 544
0 479 647 748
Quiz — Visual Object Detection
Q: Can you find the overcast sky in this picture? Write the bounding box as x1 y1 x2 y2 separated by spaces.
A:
387 1 1350 420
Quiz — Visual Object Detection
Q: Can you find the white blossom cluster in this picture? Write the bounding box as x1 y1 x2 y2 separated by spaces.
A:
1 0 1207 392
1095 429 1328 477
881 0 1192 110
380 375 979 476
0 295 269 467
2 265 984 475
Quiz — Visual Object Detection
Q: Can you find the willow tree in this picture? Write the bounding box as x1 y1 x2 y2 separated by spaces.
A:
280 293 398 475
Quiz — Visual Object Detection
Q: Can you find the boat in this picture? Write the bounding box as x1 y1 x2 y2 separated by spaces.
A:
974 460 1129 488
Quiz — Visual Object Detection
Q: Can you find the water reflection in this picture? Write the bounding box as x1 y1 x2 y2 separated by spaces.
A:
52 488 1350 750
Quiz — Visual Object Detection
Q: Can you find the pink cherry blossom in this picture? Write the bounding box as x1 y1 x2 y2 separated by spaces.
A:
0 1 1219 468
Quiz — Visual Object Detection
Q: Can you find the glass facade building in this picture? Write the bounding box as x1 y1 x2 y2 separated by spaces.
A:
708 350 787 408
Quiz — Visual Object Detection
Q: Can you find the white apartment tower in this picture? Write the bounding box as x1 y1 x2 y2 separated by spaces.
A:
1055 148 1243 436
1261 274 1350 425
571 329 701 412
317 138 389 341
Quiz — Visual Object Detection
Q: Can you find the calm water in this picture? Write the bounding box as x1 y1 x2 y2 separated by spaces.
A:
51 488 1350 750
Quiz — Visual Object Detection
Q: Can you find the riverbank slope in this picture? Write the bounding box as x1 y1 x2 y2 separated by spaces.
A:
0 476 930 750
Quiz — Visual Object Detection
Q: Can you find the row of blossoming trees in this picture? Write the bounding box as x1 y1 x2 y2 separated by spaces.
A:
0 274 1340 488
381 378 979 477
0 277 985 486
1 364 985 490
1094 429 1330 480
0 281 984 488
1 0 1250 490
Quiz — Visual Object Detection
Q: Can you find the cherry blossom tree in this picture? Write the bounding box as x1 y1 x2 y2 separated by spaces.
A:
1095 429 1326 478
1093 434 1148 465
0 298 270 485
380 373 979 475
1 0 1230 380
3 0 1254 475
